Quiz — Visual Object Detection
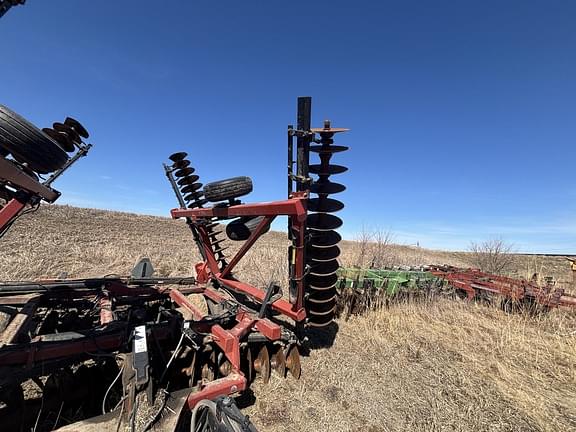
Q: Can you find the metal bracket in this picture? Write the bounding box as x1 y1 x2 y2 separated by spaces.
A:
0 158 60 202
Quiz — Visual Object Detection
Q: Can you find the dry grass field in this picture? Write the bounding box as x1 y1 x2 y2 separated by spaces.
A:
1 205 575 432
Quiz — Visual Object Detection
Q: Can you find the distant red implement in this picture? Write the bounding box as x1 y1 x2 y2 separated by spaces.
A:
429 266 576 310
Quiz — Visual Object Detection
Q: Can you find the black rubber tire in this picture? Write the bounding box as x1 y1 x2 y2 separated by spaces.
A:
204 176 253 202
0 105 69 174
226 216 270 241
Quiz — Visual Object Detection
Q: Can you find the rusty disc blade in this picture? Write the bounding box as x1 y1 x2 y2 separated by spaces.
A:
241 347 253 384
169 152 188 162
42 128 75 152
175 167 195 177
307 213 343 231
53 122 81 144
307 245 340 262
307 198 344 213
308 164 348 175
253 345 270 384
309 230 342 247
285 345 301 380
270 346 286 377
310 127 349 134
64 117 89 138
309 181 346 195
310 145 348 154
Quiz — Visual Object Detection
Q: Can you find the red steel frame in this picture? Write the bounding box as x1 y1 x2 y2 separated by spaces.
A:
170 285 281 409
171 192 309 323
169 192 310 408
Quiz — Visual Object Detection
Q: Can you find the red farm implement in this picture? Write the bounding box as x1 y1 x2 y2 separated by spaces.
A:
430 266 576 311
0 97 349 431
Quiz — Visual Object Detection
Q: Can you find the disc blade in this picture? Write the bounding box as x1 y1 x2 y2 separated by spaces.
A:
53 122 81 144
308 287 338 303
309 164 348 175
309 230 342 247
169 152 188 162
310 181 346 195
270 347 286 377
309 259 339 276
241 347 253 384
307 213 343 231
175 167 195 177
310 127 349 134
181 182 202 194
184 192 203 202
308 198 344 213
285 346 301 380
254 345 271 384
173 159 190 169
187 199 208 208
64 117 89 138
307 245 340 261
307 273 338 289
307 299 336 315
307 314 334 327
178 176 201 186
310 145 348 154
42 128 75 152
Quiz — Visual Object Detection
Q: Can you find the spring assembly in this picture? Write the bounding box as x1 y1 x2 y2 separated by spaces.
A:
168 152 228 268
305 121 349 328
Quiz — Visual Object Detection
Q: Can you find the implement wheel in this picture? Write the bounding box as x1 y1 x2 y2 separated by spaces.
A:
203 176 253 203
0 105 69 173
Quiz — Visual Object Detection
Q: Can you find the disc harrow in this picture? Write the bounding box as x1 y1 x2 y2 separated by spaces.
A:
305 121 349 328
0 97 347 431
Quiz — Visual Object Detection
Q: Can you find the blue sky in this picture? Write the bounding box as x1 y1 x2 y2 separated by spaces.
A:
1 1 575 253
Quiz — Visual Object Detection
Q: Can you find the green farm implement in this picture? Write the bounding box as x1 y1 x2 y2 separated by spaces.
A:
336 268 449 318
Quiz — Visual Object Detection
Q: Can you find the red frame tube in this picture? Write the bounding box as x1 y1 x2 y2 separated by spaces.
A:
186 372 247 409
0 198 26 233
171 194 308 322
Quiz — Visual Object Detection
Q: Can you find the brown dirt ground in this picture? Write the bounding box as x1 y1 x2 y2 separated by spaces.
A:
1 205 575 432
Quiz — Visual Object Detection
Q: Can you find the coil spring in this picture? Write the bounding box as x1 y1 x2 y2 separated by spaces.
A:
168 152 228 268
42 117 89 154
305 121 349 328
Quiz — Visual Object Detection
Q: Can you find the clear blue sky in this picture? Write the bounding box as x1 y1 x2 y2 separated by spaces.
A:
2 1 575 253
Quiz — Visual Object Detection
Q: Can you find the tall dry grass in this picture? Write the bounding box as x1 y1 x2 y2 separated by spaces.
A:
1 205 575 431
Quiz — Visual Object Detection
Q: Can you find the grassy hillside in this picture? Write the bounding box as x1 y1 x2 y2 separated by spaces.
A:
1 205 575 431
